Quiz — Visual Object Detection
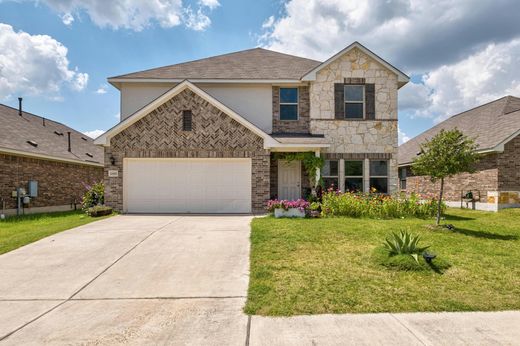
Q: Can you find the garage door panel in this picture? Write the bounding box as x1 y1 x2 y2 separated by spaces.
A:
124 159 251 213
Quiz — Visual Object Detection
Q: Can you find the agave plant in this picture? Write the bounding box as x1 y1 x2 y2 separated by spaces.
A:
383 230 430 263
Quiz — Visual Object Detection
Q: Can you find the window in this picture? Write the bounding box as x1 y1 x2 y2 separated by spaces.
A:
370 160 388 193
321 160 339 190
399 167 407 190
344 85 364 119
279 88 298 120
182 110 192 131
345 160 364 192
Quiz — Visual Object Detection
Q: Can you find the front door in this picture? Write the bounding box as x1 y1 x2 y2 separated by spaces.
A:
278 160 301 200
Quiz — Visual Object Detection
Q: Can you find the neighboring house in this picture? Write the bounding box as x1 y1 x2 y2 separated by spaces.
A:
399 96 520 211
95 42 409 214
0 101 104 216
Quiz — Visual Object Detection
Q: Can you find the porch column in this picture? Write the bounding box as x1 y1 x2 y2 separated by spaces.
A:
315 150 320 188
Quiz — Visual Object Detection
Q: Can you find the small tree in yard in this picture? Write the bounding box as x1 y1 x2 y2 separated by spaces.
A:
412 128 479 225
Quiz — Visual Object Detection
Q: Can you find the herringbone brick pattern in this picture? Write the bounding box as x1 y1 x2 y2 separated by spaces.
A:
105 89 270 213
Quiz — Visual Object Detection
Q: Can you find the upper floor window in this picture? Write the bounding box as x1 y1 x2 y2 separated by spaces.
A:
280 88 298 121
344 85 364 119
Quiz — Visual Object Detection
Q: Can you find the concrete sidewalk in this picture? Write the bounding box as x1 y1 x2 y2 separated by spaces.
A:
0 215 518 345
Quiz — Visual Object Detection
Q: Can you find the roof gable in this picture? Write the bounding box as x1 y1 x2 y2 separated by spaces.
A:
398 96 520 165
301 42 409 87
95 80 278 148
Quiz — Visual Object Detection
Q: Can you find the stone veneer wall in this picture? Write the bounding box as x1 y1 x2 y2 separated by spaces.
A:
272 86 310 134
0 153 102 210
308 47 399 193
105 89 270 213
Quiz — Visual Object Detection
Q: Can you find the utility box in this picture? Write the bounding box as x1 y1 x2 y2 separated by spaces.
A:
28 180 38 198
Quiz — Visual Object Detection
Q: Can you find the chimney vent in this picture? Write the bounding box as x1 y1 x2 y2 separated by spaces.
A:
18 97 22 116
67 131 71 152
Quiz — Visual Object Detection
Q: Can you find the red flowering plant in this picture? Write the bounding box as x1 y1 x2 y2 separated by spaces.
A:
266 199 310 213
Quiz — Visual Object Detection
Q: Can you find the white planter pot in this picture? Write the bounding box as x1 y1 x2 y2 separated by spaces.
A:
274 208 305 218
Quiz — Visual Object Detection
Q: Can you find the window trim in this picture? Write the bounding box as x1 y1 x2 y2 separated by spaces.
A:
369 160 389 193
344 160 364 192
344 84 365 119
279 87 299 121
322 159 339 190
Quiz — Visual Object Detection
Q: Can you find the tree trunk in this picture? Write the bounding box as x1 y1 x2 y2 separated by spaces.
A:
436 178 444 225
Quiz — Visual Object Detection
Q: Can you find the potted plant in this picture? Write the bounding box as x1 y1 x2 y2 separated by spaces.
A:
267 199 309 218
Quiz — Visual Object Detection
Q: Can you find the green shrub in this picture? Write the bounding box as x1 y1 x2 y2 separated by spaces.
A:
372 247 451 272
86 205 113 217
320 192 444 219
82 182 104 210
383 230 429 259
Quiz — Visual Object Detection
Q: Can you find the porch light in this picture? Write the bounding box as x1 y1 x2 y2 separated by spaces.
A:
110 156 116 165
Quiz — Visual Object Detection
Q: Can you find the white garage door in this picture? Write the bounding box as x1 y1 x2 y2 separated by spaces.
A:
124 158 252 213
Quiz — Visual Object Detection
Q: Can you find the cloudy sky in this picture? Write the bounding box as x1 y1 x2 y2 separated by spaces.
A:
1 0 520 142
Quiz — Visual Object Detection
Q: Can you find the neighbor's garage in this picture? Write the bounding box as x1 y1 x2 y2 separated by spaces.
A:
124 158 252 213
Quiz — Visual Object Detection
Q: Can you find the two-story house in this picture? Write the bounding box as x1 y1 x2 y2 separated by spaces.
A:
95 42 409 213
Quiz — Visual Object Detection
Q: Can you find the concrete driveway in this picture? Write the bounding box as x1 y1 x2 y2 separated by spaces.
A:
1 215 519 345
0 215 252 345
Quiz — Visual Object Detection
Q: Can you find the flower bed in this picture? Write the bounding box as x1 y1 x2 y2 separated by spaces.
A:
267 199 310 218
320 192 443 219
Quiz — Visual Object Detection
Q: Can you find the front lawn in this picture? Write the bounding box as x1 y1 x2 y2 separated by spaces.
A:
246 208 520 316
0 210 113 255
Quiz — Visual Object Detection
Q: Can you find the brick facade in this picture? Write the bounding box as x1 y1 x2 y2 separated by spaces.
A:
272 86 310 134
0 153 102 210
498 134 520 191
402 134 520 204
105 89 270 213
403 154 499 201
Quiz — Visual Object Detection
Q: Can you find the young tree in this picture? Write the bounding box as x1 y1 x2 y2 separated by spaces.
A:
412 128 479 225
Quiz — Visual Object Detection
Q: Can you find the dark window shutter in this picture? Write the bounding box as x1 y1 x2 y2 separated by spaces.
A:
182 110 192 131
365 83 375 120
334 83 344 119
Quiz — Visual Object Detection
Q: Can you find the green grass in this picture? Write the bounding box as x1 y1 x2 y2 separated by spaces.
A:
0 210 113 255
246 208 520 316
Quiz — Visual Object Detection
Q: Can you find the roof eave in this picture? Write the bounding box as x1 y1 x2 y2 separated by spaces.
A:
0 146 104 167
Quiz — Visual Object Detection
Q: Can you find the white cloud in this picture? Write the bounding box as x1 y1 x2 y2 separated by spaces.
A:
258 0 520 71
199 0 220 10
38 0 219 31
183 6 211 31
95 84 108 94
398 126 410 145
83 129 104 139
404 40 520 122
61 13 74 25
0 23 88 100
262 15 275 29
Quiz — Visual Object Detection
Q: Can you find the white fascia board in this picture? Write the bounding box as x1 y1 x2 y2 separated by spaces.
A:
107 78 303 84
0 147 104 167
268 143 330 152
95 80 276 147
301 42 410 84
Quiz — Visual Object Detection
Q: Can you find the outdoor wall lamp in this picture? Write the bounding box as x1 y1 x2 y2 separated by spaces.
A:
110 156 116 165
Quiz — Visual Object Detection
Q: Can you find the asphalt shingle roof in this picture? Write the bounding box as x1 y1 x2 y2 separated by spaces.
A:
0 103 104 165
110 48 322 80
398 96 520 165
